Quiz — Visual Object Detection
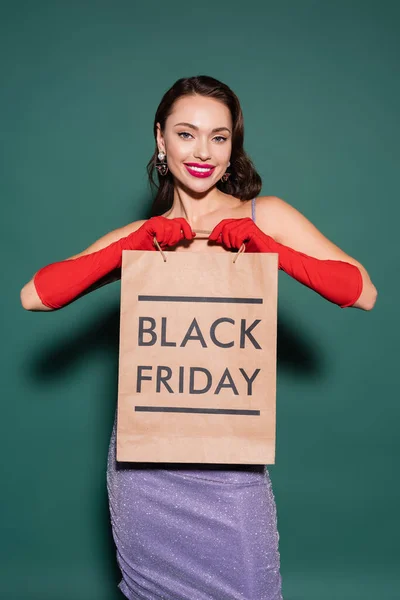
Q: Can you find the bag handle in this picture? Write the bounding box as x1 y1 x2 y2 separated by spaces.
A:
153 229 246 263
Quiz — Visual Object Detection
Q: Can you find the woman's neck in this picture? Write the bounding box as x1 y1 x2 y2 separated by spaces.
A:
165 189 236 225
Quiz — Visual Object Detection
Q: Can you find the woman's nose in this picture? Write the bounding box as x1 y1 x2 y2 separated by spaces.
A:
194 141 211 161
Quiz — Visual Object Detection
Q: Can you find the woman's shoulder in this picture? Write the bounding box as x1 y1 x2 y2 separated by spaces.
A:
253 195 287 238
254 195 288 213
66 219 147 260
91 218 148 245
120 219 147 235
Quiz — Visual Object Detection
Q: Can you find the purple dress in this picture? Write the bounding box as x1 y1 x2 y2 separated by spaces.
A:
107 197 283 599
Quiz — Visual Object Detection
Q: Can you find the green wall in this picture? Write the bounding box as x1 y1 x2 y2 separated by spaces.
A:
1 1 398 598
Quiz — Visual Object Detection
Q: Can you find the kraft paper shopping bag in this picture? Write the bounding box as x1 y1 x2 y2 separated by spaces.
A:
117 246 278 464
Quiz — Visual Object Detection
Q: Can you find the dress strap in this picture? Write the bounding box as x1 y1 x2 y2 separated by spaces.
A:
251 197 257 223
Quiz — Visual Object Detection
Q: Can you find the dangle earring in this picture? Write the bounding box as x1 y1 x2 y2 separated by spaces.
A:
221 161 231 182
155 151 169 176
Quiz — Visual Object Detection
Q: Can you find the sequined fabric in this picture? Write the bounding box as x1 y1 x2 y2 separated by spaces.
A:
107 415 283 600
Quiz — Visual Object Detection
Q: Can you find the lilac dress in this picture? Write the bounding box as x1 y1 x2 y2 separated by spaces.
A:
107 197 283 599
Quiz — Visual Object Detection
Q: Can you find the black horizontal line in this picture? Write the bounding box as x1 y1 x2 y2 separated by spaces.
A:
138 295 263 304
135 406 260 415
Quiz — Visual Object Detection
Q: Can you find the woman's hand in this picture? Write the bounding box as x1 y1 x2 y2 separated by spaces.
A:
208 218 274 252
126 216 196 251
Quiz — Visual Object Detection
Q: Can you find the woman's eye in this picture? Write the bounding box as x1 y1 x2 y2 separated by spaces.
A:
177 132 227 143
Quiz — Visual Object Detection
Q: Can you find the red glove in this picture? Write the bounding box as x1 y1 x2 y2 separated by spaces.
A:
34 217 195 309
209 218 363 308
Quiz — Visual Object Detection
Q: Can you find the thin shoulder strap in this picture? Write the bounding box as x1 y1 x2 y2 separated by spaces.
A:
251 197 257 222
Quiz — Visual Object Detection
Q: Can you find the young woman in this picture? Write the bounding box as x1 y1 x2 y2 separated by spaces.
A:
21 75 377 600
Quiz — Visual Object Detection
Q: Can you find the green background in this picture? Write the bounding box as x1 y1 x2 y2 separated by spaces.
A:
1 1 398 599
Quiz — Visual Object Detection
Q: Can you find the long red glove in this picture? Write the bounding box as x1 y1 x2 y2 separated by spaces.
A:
33 217 195 309
209 218 363 308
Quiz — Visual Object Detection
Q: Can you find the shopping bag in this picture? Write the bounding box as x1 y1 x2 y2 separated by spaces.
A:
116 243 278 464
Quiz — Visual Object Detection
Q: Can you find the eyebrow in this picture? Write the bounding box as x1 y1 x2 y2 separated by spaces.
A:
173 122 231 134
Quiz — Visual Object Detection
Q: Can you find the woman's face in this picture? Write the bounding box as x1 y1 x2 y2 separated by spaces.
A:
156 95 232 192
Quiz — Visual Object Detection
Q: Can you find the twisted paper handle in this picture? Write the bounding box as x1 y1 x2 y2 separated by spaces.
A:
153 229 246 263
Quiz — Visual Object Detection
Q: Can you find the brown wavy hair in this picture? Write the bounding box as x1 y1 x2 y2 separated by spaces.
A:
146 75 262 217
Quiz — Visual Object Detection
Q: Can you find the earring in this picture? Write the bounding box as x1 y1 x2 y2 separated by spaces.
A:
221 161 231 183
155 151 169 176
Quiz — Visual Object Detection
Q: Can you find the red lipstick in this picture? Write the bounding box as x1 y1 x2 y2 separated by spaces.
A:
184 163 216 178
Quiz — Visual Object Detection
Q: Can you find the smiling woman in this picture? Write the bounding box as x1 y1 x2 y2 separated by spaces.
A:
22 74 377 600
156 96 234 193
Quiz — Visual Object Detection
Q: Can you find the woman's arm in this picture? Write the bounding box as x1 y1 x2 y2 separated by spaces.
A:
256 196 377 311
20 220 147 311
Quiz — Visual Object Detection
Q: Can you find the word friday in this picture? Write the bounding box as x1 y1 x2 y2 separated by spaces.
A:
136 366 261 395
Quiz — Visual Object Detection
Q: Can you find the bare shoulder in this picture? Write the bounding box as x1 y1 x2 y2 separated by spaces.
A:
253 195 285 238
255 195 365 264
120 219 147 236
66 219 147 260
256 195 323 242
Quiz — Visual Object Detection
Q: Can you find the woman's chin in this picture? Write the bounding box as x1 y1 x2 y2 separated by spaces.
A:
173 173 219 196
